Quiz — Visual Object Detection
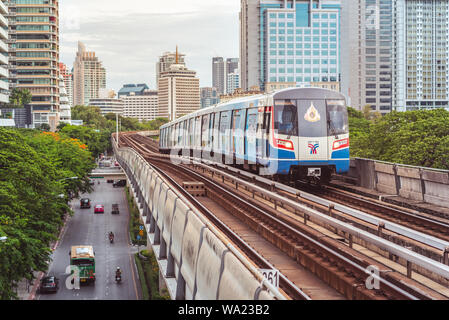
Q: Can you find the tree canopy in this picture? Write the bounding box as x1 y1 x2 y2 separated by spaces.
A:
349 108 449 170
0 128 95 299
7 88 32 109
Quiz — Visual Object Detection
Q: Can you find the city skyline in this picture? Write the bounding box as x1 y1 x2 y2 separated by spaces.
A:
59 0 240 92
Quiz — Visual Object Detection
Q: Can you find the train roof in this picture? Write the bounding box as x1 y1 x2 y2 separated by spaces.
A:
161 87 346 129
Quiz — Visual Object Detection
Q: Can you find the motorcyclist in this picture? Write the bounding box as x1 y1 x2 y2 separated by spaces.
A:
116 267 122 280
109 231 114 241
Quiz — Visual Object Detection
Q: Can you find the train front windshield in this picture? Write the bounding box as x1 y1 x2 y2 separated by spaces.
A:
275 99 348 138
274 100 298 136
326 100 348 136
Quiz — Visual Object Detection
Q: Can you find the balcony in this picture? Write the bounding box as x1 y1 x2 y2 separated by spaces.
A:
0 65 8 78
0 14 7 28
0 27 7 40
0 1 7 16
0 79 8 91
0 92 8 104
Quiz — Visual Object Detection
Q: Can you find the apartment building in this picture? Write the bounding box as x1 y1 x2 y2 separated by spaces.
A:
392 0 449 111
73 41 106 106
7 0 60 130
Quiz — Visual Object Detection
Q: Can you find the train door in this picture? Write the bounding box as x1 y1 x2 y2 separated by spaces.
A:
232 109 243 160
219 111 231 156
245 108 258 164
297 100 328 161
256 107 271 162
213 113 220 155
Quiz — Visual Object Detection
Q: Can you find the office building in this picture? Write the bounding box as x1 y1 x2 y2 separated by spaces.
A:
7 0 60 130
341 0 392 114
212 57 240 95
118 83 149 98
122 89 158 121
89 90 123 116
200 87 219 109
73 41 106 106
156 48 185 84
240 0 341 91
158 50 200 121
212 57 225 95
226 72 240 95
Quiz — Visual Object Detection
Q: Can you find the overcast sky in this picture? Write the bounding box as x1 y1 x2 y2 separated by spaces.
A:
60 0 240 92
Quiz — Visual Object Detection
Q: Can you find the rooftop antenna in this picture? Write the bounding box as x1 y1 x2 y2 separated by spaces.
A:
175 45 179 64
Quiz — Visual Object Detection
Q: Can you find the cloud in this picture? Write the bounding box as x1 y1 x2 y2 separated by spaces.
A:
60 0 240 91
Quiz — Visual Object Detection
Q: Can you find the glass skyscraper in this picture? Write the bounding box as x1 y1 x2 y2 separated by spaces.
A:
241 0 341 91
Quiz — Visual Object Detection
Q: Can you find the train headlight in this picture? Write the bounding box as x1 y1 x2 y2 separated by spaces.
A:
333 138 349 150
276 139 294 151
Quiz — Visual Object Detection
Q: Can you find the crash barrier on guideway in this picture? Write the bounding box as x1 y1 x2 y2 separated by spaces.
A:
344 158 449 209
112 138 283 300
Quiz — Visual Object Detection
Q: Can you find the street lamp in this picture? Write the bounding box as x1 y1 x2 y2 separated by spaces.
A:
58 177 78 182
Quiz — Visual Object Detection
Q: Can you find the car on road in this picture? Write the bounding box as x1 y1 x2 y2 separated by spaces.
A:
113 180 126 188
94 205 104 214
37 276 59 294
111 204 120 215
80 198 91 209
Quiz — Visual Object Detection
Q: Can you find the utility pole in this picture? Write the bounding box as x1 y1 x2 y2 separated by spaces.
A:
116 112 119 146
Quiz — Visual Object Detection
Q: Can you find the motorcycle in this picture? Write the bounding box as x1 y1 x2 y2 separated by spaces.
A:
109 234 114 244
115 274 122 283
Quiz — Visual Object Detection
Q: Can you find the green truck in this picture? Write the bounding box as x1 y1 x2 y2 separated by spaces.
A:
70 246 96 284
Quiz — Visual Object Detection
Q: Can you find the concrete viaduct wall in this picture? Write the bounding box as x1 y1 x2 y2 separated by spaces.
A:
346 158 449 208
112 141 281 300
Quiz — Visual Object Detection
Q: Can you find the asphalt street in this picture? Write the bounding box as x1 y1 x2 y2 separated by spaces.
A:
38 179 142 300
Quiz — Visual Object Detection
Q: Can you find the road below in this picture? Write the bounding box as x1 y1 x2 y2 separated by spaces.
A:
38 179 142 300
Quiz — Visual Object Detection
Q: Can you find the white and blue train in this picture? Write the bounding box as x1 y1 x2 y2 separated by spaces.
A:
159 87 349 184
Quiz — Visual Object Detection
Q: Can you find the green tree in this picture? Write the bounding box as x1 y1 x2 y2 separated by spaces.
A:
7 88 32 109
0 128 96 299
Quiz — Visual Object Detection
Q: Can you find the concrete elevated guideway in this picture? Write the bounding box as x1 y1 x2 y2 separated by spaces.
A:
112 139 283 300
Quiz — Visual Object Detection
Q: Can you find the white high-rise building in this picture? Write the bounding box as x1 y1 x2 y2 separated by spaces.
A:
156 48 186 84
158 54 200 121
122 90 158 121
73 42 106 106
392 0 449 111
59 75 71 124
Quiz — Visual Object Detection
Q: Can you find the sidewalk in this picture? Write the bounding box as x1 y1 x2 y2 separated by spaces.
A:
16 208 72 300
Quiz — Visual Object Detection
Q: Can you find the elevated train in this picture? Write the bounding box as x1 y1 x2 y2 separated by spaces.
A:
159 87 349 184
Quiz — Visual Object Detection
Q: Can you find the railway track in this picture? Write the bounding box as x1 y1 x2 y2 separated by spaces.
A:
118 133 448 300
301 183 449 242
